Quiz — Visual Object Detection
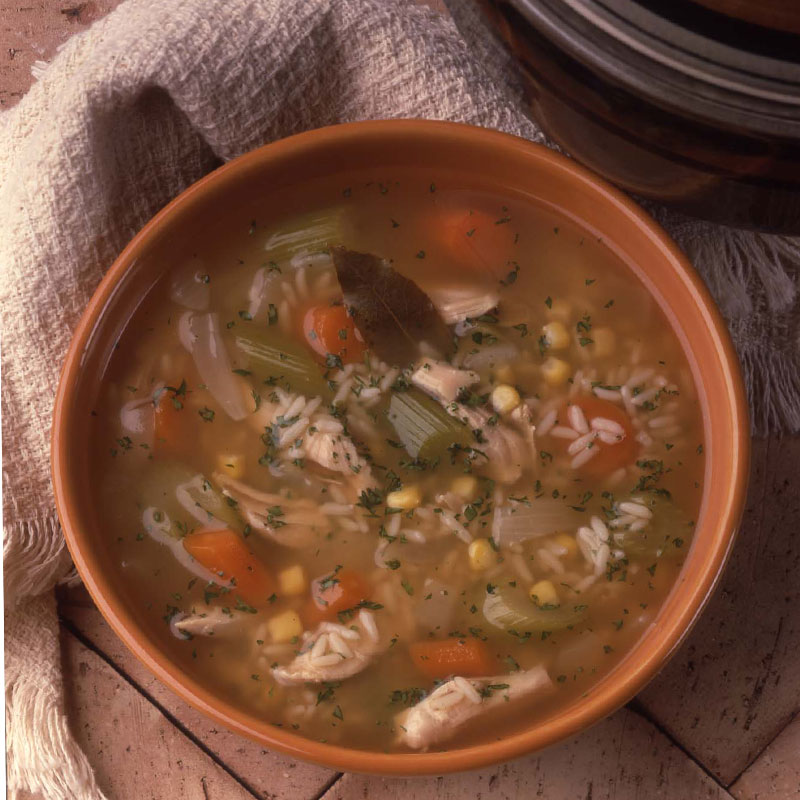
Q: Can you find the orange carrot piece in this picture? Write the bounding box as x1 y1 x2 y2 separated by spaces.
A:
409 638 494 679
183 528 274 607
552 396 638 476
153 390 193 457
438 207 517 280
307 568 370 622
302 304 365 364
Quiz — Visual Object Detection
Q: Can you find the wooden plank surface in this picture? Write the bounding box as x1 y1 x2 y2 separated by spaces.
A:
61 626 258 800
636 438 800 784
321 708 733 800
730 715 800 800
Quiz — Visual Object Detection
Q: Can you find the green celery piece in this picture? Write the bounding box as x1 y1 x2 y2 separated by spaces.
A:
263 207 348 264
387 388 471 461
234 329 330 397
483 584 587 633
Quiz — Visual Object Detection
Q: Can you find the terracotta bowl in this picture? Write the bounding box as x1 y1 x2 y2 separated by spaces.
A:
52 120 749 775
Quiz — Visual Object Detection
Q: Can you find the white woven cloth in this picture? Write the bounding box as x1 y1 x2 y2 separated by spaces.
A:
1 0 798 796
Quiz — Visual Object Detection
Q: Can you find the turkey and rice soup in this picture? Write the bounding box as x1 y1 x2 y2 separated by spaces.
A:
94 174 703 752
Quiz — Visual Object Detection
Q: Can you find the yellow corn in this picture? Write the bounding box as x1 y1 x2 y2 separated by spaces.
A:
541 357 571 387
267 610 303 644
529 579 560 607
451 475 478 501
542 320 570 351
491 384 521 415
217 453 245 479
386 485 422 510
554 533 578 560
278 565 307 596
591 327 616 357
468 538 495 571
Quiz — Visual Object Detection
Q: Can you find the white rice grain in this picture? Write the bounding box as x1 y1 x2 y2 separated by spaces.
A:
568 431 597 455
597 430 622 445
635 430 654 447
315 418 344 433
568 404 589 434
401 529 427 544
359 609 379 642
630 519 647 532
590 516 609 541
302 396 323 417
571 446 598 469
619 501 652 519
295 266 309 298
593 387 622 402
632 386 660 407
626 368 654 388
590 417 625 436
620 385 635 415
285 395 306 419
359 387 381 400
388 514 402 536
593 543 611 575
333 377 353 406
537 408 558 437
551 425 579 440
537 547 564 574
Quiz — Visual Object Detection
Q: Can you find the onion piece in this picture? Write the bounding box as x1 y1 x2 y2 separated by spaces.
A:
119 392 159 447
492 500 581 547
183 312 250 421
169 258 209 310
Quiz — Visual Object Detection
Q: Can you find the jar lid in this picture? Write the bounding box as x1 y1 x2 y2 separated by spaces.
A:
513 0 800 137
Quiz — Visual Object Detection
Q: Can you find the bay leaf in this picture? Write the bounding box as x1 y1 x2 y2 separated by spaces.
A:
332 247 453 365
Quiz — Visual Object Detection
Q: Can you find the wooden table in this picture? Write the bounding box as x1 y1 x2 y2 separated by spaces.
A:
4 3 799 799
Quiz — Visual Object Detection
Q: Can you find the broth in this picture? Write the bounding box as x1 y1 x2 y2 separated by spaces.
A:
91 171 703 753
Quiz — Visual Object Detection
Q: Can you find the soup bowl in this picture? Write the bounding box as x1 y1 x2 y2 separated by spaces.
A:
52 120 748 774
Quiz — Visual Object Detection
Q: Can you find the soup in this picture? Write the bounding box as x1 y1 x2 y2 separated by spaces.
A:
92 174 703 753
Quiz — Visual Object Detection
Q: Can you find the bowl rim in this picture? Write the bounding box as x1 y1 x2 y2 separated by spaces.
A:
51 118 750 775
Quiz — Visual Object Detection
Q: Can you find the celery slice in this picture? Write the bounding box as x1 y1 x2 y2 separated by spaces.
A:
234 329 329 397
263 207 347 264
387 388 472 461
483 584 587 634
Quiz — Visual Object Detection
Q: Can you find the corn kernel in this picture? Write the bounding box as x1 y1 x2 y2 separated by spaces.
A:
217 453 244 479
542 321 570 351
386 485 422 510
267 610 303 643
546 298 571 321
554 533 578 560
590 327 616 357
541 357 571 387
529 579 559 607
491 384 521 415
278 565 307 596
494 364 515 384
468 538 495 571
451 475 478 501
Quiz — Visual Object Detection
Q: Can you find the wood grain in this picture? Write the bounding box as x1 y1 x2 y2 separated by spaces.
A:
60 626 257 800
729 714 800 800
637 438 800 784
321 707 733 800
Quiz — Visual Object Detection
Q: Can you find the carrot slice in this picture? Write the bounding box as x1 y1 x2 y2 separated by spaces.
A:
307 568 370 622
438 207 517 281
303 304 365 364
552 396 638 476
409 638 494 679
153 390 193 457
183 528 274 607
